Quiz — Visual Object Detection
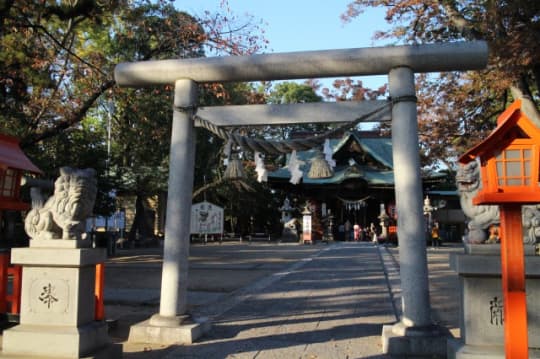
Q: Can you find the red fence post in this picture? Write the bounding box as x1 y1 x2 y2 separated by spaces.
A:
8 265 22 314
0 252 8 314
94 263 105 321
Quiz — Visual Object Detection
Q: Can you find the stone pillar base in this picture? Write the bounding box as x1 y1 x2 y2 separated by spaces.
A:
382 322 451 357
447 339 540 359
1 321 122 358
128 316 211 345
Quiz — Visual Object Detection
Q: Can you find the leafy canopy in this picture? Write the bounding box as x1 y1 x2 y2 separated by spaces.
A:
343 0 540 169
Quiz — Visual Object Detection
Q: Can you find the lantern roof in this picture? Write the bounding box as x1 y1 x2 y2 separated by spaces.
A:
459 99 540 165
0 134 42 174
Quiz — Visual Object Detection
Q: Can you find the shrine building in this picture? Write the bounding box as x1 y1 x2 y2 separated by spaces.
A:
267 130 461 240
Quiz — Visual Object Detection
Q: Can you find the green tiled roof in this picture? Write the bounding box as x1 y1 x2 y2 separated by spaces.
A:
333 133 393 168
267 132 440 186
269 163 395 185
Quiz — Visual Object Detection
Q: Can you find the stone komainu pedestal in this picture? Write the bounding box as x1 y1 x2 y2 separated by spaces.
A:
448 244 540 359
0 241 121 358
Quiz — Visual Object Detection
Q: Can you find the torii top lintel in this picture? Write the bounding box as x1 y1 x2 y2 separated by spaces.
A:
114 41 488 87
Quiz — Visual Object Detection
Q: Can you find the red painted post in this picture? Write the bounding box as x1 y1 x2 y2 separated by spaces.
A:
7 265 22 314
94 263 105 321
0 252 9 314
499 204 528 358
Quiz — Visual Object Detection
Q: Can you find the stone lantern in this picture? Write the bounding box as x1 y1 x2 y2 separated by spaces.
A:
378 203 390 240
457 98 540 359
279 197 294 224
302 205 312 244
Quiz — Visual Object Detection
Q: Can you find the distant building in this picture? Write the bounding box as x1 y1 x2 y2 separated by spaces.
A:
267 131 459 241
0 134 42 248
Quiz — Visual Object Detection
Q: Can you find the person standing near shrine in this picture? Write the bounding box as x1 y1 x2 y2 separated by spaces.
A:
338 223 345 241
344 220 352 241
370 222 378 244
353 223 360 241
431 222 440 247
487 224 500 244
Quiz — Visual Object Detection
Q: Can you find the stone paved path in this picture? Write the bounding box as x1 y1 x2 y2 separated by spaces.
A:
164 243 397 358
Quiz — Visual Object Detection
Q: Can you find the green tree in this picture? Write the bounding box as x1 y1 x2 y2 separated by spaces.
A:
342 0 540 169
0 1 125 216
0 0 266 163
263 81 324 141
0 1 122 145
0 0 269 240
267 82 322 104
105 3 267 241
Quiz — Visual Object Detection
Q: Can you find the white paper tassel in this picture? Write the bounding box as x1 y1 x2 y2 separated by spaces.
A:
323 139 336 168
254 151 268 183
287 150 304 185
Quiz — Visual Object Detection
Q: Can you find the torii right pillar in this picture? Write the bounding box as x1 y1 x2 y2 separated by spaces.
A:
381 66 450 355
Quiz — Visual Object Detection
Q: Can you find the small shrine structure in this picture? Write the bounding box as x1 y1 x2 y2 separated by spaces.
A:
0 134 42 211
0 134 42 248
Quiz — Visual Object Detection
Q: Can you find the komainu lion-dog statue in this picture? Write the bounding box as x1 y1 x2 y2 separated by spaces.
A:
456 160 540 244
25 167 97 241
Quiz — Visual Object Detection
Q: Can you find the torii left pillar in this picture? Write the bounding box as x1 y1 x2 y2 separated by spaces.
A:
381 66 450 356
128 79 210 344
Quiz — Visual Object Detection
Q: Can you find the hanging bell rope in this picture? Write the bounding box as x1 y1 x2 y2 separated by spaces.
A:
194 101 391 155
223 153 245 180
308 150 334 179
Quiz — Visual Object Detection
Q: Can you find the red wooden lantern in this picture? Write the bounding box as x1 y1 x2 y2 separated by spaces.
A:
459 98 540 359
0 134 42 211
460 99 540 205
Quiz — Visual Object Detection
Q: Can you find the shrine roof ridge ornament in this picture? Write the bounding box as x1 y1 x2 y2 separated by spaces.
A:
115 41 488 87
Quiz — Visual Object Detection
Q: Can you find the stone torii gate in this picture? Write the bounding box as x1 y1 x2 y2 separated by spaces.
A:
114 41 488 356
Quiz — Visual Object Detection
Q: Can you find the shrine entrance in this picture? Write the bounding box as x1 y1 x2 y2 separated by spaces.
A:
114 41 488 356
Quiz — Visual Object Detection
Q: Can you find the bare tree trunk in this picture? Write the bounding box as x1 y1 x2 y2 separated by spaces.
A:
128 194 155 243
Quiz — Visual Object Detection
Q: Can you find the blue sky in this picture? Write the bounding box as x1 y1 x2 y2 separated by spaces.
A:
176 0 390 90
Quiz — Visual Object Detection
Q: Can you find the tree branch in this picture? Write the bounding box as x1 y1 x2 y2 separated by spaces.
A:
436 0 483 39
21 19 108 77
21 79 115 147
